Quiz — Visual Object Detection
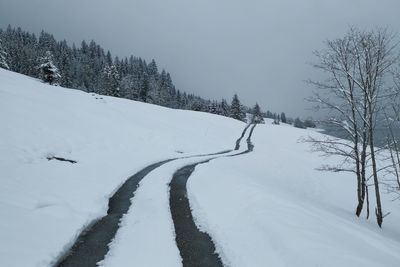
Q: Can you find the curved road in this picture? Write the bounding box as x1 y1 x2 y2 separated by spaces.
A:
53 124 252 267
169 124 257 267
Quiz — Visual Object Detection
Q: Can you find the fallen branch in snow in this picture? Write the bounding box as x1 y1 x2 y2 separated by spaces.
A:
46 156 77 164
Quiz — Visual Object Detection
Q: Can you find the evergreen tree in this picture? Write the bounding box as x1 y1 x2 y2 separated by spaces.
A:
139 72 150 102
220 99 230 117
209 101 219 114
147 59 158 76
272 113 280 125
251 103 264 124
38 51 61 85
58 40 73 87
157 70 174 107
293 118 305 129
190 99 205 111
120 74 140 100
106 50 112 66
176 90 183 108
102 64 120 97
38 30 56 54
0 38 9 69
230 94 246 121
281 112 287 123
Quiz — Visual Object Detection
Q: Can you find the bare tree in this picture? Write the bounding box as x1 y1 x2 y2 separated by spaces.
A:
307 32 369 218
308 28 397 227
383 76 400 199
384 121 400 192
350 29 397 227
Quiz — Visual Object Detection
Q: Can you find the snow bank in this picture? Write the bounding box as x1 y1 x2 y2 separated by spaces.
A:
0 69 244 267
188 123 400 266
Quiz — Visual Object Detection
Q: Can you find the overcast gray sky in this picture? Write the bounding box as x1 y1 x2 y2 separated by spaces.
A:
1 0 399 117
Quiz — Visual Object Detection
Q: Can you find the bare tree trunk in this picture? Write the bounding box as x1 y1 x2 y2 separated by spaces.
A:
366 184 370 219
357 95 369 216
387 120 400 189
369 109 383 227
352 90 363 217
356 147 367 216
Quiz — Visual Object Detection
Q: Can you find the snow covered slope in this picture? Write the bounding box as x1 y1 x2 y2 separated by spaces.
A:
189 123 400 267
2 68 400 267
0 69 244 267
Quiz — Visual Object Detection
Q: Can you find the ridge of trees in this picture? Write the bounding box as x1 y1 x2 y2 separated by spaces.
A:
0 25 262 122
0 26 298 127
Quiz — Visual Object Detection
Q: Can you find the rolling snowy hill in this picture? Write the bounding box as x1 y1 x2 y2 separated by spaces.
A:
188 124 400 266
0 69 244 266
1 69 400 267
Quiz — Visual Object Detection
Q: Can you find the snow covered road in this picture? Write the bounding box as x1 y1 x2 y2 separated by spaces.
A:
54 123 253 267
169 124 256 267
97 125 254 267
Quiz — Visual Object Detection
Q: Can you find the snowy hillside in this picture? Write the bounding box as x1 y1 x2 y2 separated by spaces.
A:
1 69 400 267
0 69 244 267
189 124 400 266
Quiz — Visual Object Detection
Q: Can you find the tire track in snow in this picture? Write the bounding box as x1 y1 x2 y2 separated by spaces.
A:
234 123 251 150
169 124 257 267
54 160 174 267
230 123 256 156
53 125 249 267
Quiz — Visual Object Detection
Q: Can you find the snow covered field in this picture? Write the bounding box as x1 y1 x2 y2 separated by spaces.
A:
189 123 400 267
0 69 243 267
1 69 400 267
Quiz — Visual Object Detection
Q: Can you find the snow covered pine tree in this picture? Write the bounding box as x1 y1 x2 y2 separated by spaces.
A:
38 51 61 85
230 94 246 122
102 64 120 97
0 39 9 69
251 103 265 124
